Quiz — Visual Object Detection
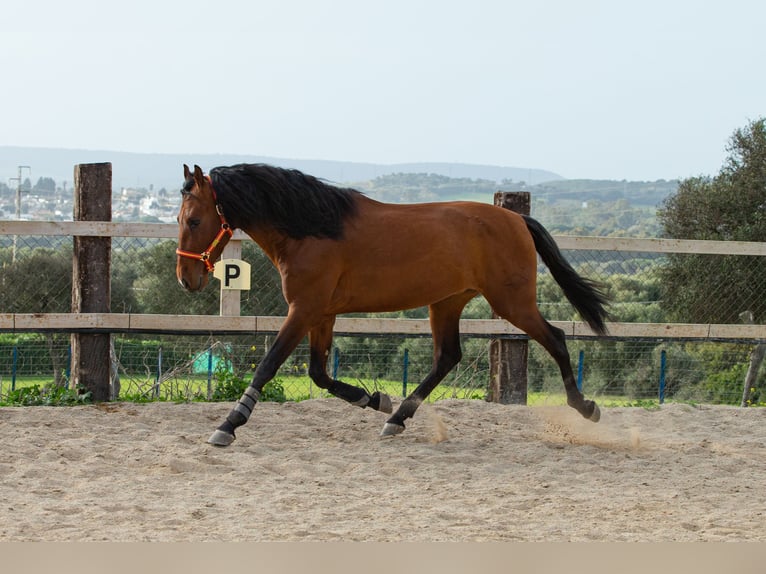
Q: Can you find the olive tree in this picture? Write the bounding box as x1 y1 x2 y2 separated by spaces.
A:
658 118 766 324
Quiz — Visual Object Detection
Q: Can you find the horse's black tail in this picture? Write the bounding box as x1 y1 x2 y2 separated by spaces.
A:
523 215 610 335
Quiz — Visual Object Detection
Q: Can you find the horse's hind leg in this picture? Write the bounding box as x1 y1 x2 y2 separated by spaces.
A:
488 294 600 422
308 318 393 414
381 292 474 436
535 318 600 421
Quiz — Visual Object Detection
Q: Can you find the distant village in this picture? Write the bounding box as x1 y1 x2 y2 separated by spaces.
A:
0 178 177 223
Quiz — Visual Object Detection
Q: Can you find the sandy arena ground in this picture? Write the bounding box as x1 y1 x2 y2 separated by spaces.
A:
1 399 764 541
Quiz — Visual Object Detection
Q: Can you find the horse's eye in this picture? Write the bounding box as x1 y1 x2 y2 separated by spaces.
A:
188 218 201 229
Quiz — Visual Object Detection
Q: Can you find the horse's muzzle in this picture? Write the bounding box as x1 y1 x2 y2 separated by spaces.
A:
178 274 205 292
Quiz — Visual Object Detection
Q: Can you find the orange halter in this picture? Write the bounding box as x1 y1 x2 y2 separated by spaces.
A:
175 176 233 272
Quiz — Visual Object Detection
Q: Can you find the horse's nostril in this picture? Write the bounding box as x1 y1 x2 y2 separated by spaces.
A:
180 277 190 290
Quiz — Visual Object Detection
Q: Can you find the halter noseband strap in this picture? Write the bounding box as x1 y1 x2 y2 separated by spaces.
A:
176 175 233 272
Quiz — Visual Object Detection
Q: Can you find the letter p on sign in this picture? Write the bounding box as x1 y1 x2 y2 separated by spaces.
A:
213 259 251 290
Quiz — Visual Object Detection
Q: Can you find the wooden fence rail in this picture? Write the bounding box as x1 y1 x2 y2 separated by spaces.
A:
2 220 766 341
2 220 766 256
3 203 766 403
1 313 766 341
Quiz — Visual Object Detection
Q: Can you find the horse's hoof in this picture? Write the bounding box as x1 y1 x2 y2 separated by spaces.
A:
207 429 236 447
589 403 601 423
380 422 405 438
377 392 393 414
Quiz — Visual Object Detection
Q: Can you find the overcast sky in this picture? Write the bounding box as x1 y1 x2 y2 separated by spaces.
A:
2 0 764 181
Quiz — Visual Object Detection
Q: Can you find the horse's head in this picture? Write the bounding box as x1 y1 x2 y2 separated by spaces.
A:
175 164 232 291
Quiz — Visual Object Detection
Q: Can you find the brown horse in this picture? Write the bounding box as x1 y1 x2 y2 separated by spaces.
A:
176 164 609 446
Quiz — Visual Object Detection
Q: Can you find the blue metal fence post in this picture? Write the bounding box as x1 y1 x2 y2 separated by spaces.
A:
332 347 340 380
155 346 162 399
576 350 585 392
11 346 18 392
659 349 667 404
66 345 72 383
207 347 214 400
402 348 409 397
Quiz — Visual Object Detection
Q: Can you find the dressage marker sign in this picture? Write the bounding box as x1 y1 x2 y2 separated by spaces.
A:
214 259 251 290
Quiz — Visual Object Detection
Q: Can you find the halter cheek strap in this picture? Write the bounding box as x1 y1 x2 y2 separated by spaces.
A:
176 176 233 272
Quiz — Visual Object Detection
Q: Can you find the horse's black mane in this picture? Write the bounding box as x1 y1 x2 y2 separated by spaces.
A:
207 164 361 240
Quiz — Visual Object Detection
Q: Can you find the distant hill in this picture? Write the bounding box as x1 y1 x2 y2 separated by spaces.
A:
355 173 675 236
0 147 677 236
530 178 679 207
0 146 563 190
357 172 678 207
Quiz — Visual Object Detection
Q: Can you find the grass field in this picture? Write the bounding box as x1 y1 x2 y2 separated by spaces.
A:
117 374 488 403
0 374 478 403
0 373 664 408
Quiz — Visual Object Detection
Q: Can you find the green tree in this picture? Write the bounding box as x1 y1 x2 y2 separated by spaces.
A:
0 247 72 312
239 242 287 316
658 118 766 323
0 247 72 385
132 241 219 315
111 250 140 313
33 177 56 194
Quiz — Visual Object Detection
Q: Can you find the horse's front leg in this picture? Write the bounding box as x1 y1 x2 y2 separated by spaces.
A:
207 313 309 447
308 318 393 413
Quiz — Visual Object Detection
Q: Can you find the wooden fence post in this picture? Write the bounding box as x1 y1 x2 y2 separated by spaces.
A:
739 311 766 407
487 191 530 404
70 163 112 401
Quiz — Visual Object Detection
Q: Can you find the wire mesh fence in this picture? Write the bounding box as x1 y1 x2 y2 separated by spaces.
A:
0 333 762 407
1 230 765 407
4 233 765 323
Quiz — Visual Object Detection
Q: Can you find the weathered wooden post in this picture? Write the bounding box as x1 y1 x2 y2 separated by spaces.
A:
487 191 530 404
70 163 112 401
739 311 766 407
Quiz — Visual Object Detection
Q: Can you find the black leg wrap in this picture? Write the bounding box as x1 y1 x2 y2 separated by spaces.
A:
208 386 260 447
226 409 248 429
321 379 392 413
227 385 260 426
328 380 370 407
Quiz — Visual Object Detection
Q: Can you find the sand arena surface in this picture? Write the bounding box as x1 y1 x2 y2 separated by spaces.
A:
1 399 764 541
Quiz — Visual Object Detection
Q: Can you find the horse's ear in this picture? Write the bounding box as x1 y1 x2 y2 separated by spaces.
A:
193 165 205 188
183 164 191 180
